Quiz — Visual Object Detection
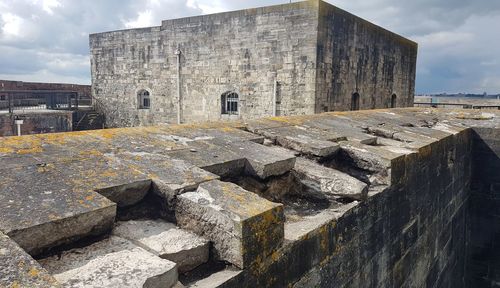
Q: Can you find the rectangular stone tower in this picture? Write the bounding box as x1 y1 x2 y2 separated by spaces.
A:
90 0 417 127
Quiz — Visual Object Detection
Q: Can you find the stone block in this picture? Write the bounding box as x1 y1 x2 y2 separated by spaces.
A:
251 125 343 157
175 180 284 268
166 141 247 177
0 232 60 288
0 162 117 256
188 268 242 288
107 151 218 208
39 236 178 288
293 158 368 200
224 140 296 179
113 220 209 273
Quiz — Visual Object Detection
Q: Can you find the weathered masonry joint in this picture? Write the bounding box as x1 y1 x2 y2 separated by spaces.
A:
90 0 417 127
0 108 498 287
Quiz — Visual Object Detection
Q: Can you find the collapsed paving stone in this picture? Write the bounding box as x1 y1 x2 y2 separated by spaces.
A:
39 236 178 288
293 158 368 200
0 232 60 288
113 220 209 273
175 180 284 268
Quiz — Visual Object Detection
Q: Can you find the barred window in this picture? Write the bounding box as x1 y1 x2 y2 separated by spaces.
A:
221 92 239 115
137 90 150 109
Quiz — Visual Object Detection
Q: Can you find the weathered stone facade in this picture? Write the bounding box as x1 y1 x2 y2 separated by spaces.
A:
90 0 417 127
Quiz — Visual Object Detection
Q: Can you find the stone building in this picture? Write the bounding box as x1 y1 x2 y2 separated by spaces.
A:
90 0 417 127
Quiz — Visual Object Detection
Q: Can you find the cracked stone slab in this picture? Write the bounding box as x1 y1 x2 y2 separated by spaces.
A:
107 151 218 209
39 236 178 288
293 158 368 200
113 220 209 273
223 140 296 179
248 125 343 157
0 232 60 288
0 162 117 256
160 127 265 144
166 141 247 177
338 141 404 173
301 117 378 145
60 155 152 208
175 180 284 268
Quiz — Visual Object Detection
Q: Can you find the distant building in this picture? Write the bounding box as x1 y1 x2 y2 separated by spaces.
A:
90 0 417 127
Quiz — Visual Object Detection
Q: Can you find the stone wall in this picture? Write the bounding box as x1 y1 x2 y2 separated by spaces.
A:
90 1 319 127
227 128 472 287
468 127 500 286
0 111 73 137
90 0 417 127
315 2 417 112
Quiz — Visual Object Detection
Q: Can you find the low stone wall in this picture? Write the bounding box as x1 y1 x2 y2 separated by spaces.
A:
0 111 73 137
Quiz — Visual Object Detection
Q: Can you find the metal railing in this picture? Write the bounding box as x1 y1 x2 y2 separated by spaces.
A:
0 90 91 113
414 102 499 110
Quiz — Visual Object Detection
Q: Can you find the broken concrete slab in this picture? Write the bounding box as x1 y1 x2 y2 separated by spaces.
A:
0 232 60 288
175 180 284 268
39 236 178 288
293 158 368 200
113 220 209 273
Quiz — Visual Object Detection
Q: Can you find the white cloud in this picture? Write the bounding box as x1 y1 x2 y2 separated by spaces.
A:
1 13 23 38
41 0 61 15
413 31 475 48
124 10 155 28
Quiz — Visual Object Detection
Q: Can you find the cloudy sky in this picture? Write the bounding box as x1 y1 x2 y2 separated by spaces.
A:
0 0 499 94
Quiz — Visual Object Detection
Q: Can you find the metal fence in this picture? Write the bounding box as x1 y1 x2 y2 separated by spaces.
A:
414 102 500 110
0 90 91 113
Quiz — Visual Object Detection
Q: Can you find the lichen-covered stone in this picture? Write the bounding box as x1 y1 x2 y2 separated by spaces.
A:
0 232 60 288
175 180 284 268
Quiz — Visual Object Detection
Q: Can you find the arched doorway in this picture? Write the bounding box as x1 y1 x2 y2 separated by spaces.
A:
391 94 397 108
351 92 360 111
